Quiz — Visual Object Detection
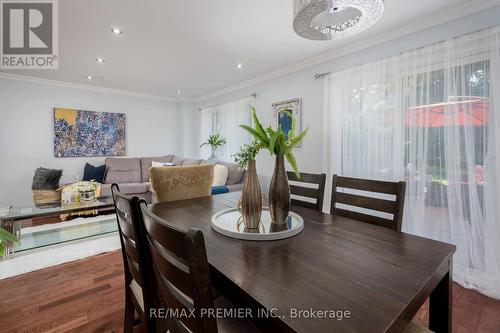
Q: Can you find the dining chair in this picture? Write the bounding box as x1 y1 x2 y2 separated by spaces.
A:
111 184 156 333
330 175 406 231
149 164 214 203
138 201 261 333
330 177 431 333
286 171 326 211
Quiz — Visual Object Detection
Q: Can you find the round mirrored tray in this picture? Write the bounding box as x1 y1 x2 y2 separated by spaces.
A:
211 207 304 241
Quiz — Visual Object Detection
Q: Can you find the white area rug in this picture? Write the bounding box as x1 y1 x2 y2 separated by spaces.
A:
0 215 121 280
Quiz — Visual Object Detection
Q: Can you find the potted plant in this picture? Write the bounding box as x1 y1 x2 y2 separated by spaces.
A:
240 107 308 225
200 133 227 163
0 227 18 258
233 141 262 229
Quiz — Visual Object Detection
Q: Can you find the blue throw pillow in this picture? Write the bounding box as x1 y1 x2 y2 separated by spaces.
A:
82 163 106 183
211 186 229 195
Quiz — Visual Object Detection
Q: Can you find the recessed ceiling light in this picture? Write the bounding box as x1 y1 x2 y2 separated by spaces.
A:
96 58 105 63
236 63 243 69
86 75 93 80
111 28 122 34
176 90 182 95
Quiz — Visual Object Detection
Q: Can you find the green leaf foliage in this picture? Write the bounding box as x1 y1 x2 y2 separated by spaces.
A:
239 107 308 178
200 133 226 150
0 227 18 257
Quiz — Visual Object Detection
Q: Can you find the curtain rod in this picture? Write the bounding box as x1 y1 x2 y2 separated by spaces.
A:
313 26 497 80
314 72 331 79
198 93 256 111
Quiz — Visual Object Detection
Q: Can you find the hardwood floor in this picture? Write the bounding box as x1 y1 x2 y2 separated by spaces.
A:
0 251 125 333
0 250 499 333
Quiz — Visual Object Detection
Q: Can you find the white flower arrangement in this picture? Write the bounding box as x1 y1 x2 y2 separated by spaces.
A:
73 181 98 193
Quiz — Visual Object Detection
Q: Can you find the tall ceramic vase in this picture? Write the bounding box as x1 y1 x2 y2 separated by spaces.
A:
269 155 290 225
241 160 262 229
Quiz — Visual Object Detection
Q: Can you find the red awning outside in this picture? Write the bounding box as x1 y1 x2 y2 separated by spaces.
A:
405 99 489 127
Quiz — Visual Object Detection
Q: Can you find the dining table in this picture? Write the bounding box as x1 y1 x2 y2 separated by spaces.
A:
150 191 456 333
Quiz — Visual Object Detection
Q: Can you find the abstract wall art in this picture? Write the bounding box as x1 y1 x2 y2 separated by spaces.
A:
53 108 126 157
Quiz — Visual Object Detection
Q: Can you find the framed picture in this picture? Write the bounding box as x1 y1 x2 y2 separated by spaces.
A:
53 108 126 157
272 98 302 146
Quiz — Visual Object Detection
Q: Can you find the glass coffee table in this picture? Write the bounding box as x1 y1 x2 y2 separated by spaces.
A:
0 199 116 259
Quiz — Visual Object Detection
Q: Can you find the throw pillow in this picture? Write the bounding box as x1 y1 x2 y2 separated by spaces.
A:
152 161 174 167
212 164 228 186
211 186 229 195
82 163 106 183
32 167 63 190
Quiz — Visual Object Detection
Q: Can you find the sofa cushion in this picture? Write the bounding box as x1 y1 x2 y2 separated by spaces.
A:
100 183 148 197
105 170 142 184
183 158 202 166
172 155 186 165
140 155 174 182
213 164 228 186
104 158 141 183
219 162 244 185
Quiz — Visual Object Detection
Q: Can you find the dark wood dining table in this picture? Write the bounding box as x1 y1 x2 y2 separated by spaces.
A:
151 192 456 333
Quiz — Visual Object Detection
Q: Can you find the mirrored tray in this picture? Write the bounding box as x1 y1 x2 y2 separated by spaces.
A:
211 207 304 241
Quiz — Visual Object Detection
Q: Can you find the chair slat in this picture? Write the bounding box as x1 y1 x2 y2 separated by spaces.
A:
336 176 399 195
143 214 187 261
334 208 396 230
287 171 326 184
149 239 193 298
154 274 198 333
287 171 326 212
116 211 135 239
125 254 143 286
291 198 318 210
331 175 406 231
290 185 319 199
121 234 139 263
335 192 396 214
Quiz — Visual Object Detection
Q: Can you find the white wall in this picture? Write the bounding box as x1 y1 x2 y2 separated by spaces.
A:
193 7 500 191
0 78 183 206
2 7 500 206
178 101 198 158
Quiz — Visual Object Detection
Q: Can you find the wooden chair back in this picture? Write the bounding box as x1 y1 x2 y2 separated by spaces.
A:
330 175 406 231
111 184 155 332
287 171 326 211
139 201 217 333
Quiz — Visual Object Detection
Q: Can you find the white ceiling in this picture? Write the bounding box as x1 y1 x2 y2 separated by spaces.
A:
1 0 498 100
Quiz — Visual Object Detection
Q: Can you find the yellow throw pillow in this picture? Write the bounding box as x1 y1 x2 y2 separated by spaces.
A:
212 164 228 186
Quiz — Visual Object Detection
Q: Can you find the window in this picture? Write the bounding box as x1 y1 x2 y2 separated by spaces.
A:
199 97 253 162
324 27 500 298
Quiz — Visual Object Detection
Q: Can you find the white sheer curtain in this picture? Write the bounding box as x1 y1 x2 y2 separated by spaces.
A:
199 96 253 162
324 27 500 299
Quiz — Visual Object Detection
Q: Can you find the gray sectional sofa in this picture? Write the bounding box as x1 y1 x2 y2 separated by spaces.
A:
100 155 245 202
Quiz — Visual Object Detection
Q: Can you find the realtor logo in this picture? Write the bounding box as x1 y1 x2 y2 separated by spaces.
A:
1 0 58 69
